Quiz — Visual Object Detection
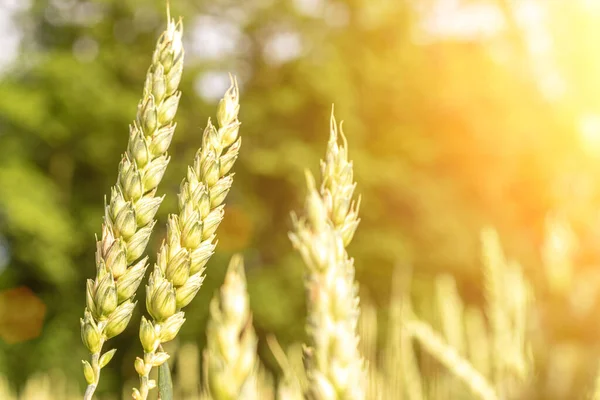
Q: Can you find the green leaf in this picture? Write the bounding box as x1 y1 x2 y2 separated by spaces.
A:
158 359 173 400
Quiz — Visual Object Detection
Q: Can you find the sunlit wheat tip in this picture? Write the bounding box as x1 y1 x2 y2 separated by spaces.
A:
290 109 365 399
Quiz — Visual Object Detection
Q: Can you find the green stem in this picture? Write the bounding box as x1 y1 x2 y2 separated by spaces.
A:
84 349 102 400
83 382 97 400
138 349 155 400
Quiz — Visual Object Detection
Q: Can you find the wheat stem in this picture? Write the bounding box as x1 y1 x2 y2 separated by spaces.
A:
406 319 498 400
266 335 303 400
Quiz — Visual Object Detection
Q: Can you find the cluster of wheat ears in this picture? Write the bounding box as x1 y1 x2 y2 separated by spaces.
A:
67 7 600 400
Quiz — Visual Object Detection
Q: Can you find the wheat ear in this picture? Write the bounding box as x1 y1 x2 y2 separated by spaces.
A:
289 109 365 399
204 254 258 400
133 77 241 400
80 14 183 399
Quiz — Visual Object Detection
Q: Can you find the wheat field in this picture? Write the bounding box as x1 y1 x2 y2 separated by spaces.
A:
2 1 600 399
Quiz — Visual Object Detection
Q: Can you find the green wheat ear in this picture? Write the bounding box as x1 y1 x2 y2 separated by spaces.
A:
80 12 184 400
289 108 365 399
133 76 241 400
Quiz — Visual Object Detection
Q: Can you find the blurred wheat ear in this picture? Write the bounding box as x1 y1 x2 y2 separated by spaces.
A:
404 228 534 400
289 108 366 399
80 9 184 399
203 254 258 400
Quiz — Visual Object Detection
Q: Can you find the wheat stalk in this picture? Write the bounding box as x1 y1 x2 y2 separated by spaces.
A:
591 362 600 400
265 335 304 400
289 109 365 399
132 77 241 400
399 302 425 400
481 228 533 397
203 254 257 400
465 307 491 380
435 274 466 357
80 12 184 399
406 319 498 400
481 228 509 397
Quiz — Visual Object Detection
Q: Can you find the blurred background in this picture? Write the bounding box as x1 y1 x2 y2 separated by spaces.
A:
1 0 600 398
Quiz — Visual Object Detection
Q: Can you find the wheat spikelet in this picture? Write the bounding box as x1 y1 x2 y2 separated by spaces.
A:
80 12 184 399
289 109 365 399
319 111 361 247
203 254 257 400
132 77 241 399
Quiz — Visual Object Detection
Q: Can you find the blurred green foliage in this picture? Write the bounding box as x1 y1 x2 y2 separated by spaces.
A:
1 0 600 398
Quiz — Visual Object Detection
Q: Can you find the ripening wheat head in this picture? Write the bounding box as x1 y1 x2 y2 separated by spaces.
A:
289 109 365 400
204 254 257 400
133 77 242 400
80 14 184 400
